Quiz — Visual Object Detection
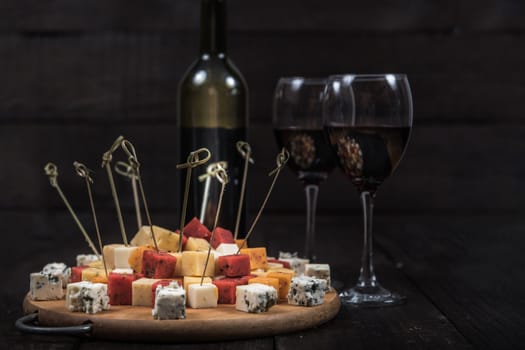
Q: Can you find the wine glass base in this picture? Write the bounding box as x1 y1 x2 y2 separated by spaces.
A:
339 284 406 307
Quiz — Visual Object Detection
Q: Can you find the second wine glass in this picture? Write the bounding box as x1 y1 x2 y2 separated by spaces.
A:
273 77 336 261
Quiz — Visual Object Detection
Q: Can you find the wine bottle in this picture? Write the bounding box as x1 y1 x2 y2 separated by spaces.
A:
177 0 248 232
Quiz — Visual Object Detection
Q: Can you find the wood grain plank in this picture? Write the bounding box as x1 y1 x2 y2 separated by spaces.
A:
0 123 524 213
0 0 455 33
374 215 525 350
0 33 525 123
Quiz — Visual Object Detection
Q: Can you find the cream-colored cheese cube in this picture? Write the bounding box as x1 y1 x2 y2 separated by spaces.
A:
181 251 214 277
132 278 160 307
183 276 212 294
184 237 211 251
30 273 64 300
114 246 137 269
215 243 239 255
187 283 218 309
304 263 331 288
102 244 123 270
169 252 183 276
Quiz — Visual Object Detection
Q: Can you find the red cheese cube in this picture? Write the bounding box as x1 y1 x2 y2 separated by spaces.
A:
212 279 238 304
211 227 235 249
183 217 212 241
268 258 291 269
108 272 139 305
70 266 88 283
217 254 251 277
142 250 178 278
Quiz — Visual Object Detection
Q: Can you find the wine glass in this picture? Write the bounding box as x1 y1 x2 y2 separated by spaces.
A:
323 74 413 306
273 77 337 261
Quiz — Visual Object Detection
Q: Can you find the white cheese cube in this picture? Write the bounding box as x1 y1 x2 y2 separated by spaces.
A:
112 268 134 274
66 281 110 314
304 264 331 289
30 273 64 301
76 254 100 267
113 246 137 269
187 283 218 309
287 276 327 307
42 262 71 286
216 243 239 255
152 284 186 320
235 283 277 313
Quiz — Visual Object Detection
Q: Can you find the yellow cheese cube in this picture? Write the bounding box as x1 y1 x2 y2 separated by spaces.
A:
181 251 215 277
132 278 159 307
183 276 212 294
168 252 183 276
248 277 280 292
184 237 211 251
235 239 247 249
240 247 268 270
266 271 293 300
81 268 109 283
102 244 123 270
131 225 173 247
157 231 185 252
87 260 104 269
267 267 295 277
251 269 267 278
128 246 154 274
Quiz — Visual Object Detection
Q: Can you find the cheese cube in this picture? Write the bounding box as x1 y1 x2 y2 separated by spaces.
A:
30 273 64 300
183 276 212 293
187 283 218 309
70 266 88 283
304 264 331 289
132 278 160 307
278 252 309 275
212 279 238 304
268 258 291 269
183 217 212 241
287 276 327 306
216 243 239 255
66 282 110 314
81 267 109 283
235 284 277 313
240 248 268 270
210 227 235 249
157 230 187 252
152 284 186 320
102 244 123 270
235 239 247 249
152 279 182 306
128 246 153 273
181 251 214 277
248 277 280 292
266 271 293 300
267 267 295 276
142 250 177 278
131 225 170 246
114 246 137 269
108 272 139 305
169 252 183 276
76 254 99 267
268 262 284 269
251 269 267 278
184 237 211 251
217 254 251 277
42 262 71 286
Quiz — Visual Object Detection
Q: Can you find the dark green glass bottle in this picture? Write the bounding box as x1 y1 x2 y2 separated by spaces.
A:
177 0 248 232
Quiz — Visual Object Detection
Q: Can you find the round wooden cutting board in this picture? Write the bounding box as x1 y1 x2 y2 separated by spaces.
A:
23 292 341 342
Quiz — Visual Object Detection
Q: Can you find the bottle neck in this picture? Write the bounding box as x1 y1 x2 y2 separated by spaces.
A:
200 0 227 56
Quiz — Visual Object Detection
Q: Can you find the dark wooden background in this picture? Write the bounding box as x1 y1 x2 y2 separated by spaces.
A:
2 1 525 348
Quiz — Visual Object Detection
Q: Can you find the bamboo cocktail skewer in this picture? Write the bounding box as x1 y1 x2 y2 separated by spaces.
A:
44 162 100 256
200 165 229 285
198 161 228 224
237 148 289 252
73 161 108 278
114 160 142 231
176 148 211 252
234 141 254 240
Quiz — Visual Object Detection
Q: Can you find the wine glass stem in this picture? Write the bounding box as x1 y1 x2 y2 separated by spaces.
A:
304 184 319 261
358 191 377 287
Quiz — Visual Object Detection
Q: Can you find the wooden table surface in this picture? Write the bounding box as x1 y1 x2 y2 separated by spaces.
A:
3 212 524 349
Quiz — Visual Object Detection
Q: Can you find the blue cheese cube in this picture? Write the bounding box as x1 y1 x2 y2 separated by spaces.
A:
152 284 186 320
287 276 327 306
76 254 100 267
304 264 331 289
30 272 64 301
235 283 277 313
66 281 110 314
42 262 71 286
278 252 309 276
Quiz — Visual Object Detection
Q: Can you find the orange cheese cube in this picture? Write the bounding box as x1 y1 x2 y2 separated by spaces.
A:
240 247 268 270
267 271 293 300
128 245 154 274
248 277 280 292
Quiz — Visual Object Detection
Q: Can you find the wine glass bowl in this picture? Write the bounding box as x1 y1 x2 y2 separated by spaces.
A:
324 74 412 306
273 77 337 261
